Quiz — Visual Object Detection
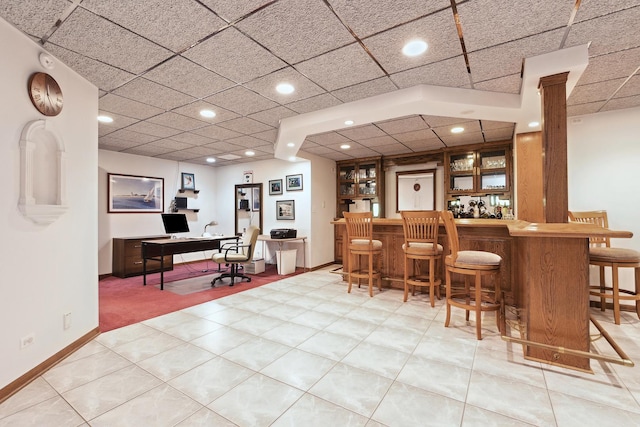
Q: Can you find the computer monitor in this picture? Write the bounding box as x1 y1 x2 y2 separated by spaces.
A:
161 213 190 235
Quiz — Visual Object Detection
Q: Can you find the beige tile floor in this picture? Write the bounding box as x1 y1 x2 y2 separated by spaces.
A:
3 266 640 426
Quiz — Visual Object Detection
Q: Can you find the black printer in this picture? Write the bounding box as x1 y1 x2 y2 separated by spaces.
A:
270 228 297 239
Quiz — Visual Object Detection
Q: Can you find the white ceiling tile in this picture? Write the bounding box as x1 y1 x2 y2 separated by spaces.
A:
107 129 161 144
218 117 273 135
183 27 286 83
474 74 522 94
172 101 240 124
468 29 565 83
390 56 470 89
565 6 640 56
602 94 640 111
48 8 173 74
204 86 278 115
306 132 352 145
99 94 165 120
296 43 385 91
248 106 297 128
98 135 136 148
329 0 451 38
122 144 176 156
147 112 210 132
252 128 278 144
567 102 606 116
568 78 627 105
0 0 70 37
45 44 135 91
432 121 482 139
439 131 485 146
330 77 398 103
287 93 342 114
192 125 242 141
616 75 640 98
98 111 138 135
144 57 235 98
203 141 246 152
126 121 182 139
483 128 515 142
80 0 227 52
338 124 387 140
155 151 200 161
147 138 195 151
481 121 515 131
113 78 196 110
424 117 476 128
458 0 574 52
169 132 216 146
376 116 430 134
403 138 446 152
199 0 274 22
363 10 462 74
226 135 269 149
575 0 640 22
365 144 409 156
572 48 640 86
393 129 439 143
356 135 400 147
244 67 326 103
236 0 355 64
179 146 222 157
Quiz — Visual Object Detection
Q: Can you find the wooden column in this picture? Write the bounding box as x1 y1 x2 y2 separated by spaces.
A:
538 72 569 223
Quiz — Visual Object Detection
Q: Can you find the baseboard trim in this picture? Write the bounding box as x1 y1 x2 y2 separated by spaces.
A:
0 327 100 404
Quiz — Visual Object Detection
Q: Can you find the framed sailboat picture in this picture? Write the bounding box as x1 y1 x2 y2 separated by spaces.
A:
108 173 164 213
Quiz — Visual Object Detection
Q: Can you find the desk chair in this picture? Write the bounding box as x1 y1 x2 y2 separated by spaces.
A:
211 226 259 286
442 211 503 340
401 210 443 306
343 211 383 297
569 210 640 325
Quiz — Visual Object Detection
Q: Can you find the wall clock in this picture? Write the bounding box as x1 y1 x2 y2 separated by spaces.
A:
28 72 63 116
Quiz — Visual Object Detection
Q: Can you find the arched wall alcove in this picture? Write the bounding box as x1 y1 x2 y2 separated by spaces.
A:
18 119 68 224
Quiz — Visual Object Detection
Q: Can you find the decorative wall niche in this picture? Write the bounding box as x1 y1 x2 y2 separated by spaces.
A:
18 119 68 224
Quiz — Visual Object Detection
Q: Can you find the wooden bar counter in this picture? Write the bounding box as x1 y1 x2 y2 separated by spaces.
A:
333 217 632 371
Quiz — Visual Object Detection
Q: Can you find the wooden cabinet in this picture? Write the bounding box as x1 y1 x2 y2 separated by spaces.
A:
336 157 384 218
112 235 173 278
445 142 513 209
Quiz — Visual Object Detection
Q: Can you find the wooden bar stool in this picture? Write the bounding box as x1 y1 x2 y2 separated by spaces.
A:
400 210 442 306
441 211 503 340
569 210 640 325
343 211 383 297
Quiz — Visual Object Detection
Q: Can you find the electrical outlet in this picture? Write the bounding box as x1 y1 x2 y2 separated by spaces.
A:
20 333 35 349
63 312 71 330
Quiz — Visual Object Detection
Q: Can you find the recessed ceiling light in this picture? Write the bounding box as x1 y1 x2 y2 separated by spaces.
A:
97 115 113 123
199 109 216 118
344 120 354 126
206 157 216 163
528 121 540 127
276 83 295 94
245 150 255 156
340 144 351 150
402 39 428 57
451 127 465 134
287 142 295 147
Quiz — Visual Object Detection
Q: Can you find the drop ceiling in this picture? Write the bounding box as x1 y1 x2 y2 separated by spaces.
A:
1 0 638 166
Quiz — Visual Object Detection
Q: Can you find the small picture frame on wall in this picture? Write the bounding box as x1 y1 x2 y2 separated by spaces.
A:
276 200 295 220
286 174 303 191
269 179 283 195
181 172 195 190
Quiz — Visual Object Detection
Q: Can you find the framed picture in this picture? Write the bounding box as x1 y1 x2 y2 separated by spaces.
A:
286 174 303 191
269 179 283 195
181 172 195 190
108 173 164 213
276 200 295 220
252 187 261 211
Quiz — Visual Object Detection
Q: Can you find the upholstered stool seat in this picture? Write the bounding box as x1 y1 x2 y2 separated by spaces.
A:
570 210 640 325
401 210 443 307
442 211 503 340
344 211 383 297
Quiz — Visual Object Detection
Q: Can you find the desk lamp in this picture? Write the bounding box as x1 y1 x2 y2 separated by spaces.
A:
203 220 218 237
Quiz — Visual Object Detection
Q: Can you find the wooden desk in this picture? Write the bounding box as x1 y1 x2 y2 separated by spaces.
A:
258 235 307 274
142 236 238 290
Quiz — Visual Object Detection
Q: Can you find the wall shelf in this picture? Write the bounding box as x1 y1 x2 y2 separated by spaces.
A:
178 188 199 194
175 208 199 213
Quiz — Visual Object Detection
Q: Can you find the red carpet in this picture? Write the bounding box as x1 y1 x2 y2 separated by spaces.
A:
99 261 301 332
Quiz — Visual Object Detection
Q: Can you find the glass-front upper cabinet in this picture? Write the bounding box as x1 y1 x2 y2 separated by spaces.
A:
336 157 383 218
445 144 511 196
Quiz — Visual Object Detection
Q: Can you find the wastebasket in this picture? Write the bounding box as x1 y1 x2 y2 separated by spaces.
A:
276 249 297 275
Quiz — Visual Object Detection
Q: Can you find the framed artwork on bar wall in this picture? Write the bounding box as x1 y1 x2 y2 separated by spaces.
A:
286 174 303 191
276 200 295 220
108 173 164 213
269 179 283 195
181 172 195 190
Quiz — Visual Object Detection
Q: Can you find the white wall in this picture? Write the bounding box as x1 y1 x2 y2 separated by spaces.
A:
568 106 640 291
98 150 219 274
0 19 98 389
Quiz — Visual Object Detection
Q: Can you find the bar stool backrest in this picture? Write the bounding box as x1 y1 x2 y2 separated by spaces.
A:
441 210 460 262
343 211 375 244
568 210 610 247
401 210 440 254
